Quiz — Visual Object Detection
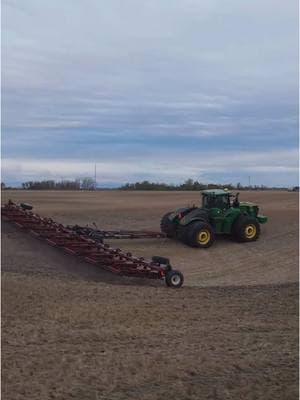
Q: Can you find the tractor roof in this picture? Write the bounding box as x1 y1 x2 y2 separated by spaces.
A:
201 189 232 196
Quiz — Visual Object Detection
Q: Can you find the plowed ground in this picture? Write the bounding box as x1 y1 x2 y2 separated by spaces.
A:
1 190 299 399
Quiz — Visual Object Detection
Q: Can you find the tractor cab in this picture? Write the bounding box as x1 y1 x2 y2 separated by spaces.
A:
201 189 239 211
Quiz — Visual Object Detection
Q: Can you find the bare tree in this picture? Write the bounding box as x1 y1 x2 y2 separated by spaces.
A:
81 177 95 190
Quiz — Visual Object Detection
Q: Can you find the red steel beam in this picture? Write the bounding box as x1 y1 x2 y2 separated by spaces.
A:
1 202 183 286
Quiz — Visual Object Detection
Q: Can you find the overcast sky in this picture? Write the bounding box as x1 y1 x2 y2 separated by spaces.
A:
2 0 299 187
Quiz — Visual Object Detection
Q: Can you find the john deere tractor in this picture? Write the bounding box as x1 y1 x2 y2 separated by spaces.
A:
161 189 267 248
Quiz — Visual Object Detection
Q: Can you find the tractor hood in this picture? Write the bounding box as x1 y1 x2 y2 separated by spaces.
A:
239 201 257 207
239 201 258 214
239 202 268 224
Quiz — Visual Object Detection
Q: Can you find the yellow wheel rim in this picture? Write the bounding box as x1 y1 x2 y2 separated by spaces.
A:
197 229 211 245
245 224 256 239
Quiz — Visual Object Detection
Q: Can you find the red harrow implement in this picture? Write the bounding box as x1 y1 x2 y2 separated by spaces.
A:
1 201 184 288
69 224 167 241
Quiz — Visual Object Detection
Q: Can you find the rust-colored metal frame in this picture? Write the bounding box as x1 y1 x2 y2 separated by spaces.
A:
2 202 183 286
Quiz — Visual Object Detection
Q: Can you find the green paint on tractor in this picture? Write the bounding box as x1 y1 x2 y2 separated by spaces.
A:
160 189 268 248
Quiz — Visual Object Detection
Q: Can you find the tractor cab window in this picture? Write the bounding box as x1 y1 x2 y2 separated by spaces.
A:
218 195 230 209
202 195 230 210
202 195 217 209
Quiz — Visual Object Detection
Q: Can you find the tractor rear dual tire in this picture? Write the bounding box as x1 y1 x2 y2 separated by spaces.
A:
160 212 176 238
182 221 215 248
233 216 260 242
176 224 188 244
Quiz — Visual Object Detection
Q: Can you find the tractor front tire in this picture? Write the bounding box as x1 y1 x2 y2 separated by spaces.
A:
160 212 176 238
233 216 260 242
185 221 215 248
165 270 184 288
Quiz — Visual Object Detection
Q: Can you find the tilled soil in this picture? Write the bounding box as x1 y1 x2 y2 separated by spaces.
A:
1 190 299 399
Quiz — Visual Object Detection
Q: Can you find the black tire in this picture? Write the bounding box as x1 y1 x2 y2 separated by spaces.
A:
185 221 215 248
20 203 33 211
194 209 209 222
165 270 184 288
160 212 176 238
232 216 260 242
176 224 189 244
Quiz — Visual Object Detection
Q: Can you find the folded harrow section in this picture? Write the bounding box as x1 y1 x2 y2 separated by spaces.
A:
1 202 184 288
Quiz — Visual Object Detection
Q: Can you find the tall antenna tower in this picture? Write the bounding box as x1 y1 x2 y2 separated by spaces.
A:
94 163 97 190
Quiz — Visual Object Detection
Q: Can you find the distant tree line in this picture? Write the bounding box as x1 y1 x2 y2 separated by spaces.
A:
119 179 280 191
17 177 95 190
0 178 292 191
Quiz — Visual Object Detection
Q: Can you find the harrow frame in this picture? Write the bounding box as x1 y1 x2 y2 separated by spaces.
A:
1 202 184 288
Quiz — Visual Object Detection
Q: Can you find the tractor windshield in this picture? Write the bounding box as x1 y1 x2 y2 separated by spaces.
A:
202 194 230 210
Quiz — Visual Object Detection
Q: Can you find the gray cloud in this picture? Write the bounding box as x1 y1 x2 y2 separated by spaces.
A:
2 0 298 186
3 148 298 187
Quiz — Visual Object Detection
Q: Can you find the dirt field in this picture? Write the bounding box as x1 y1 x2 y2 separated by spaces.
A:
2 190 299 399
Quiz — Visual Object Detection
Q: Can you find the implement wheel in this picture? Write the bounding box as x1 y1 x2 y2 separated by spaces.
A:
20 203 33 211
185 221 215 248
165 270 184 288
233 216 260 242
160 212 176 238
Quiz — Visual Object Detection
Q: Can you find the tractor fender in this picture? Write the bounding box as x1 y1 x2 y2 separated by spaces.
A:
179 214 209 227
168 206 196 222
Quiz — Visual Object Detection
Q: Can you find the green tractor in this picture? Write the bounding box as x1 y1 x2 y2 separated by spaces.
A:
161 189 267 248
